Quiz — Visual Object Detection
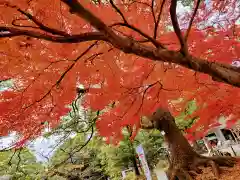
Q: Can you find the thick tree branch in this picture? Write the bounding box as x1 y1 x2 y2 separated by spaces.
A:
128 46 240 87
61 0 133 51
185 0 201 42
62 0 164 49
2 31 239 88
1 1 239 87
170 0 188 55
0 27 106 42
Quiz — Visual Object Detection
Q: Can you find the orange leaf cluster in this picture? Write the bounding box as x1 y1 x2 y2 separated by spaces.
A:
0 0 239 143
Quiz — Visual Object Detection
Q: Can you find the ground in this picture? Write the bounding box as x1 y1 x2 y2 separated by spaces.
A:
195 162 240 180
134 162 240 180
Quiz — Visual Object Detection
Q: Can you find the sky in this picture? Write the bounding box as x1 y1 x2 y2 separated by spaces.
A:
0 132 63 162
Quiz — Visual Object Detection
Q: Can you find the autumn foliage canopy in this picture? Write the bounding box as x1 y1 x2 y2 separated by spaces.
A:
0 0 239 145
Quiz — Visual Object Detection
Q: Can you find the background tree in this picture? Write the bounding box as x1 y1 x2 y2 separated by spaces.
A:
47 134 108 180
0 0 239 179
0 148 44 180
45 111 165 180
89 129 164 179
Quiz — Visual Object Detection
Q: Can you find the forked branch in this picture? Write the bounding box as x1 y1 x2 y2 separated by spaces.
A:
61 0 122 47
110 22 164 48
4 3 69 36
109 0 164 47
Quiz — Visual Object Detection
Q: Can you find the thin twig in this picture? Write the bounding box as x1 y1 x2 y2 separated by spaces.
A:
109 0 128 23
16 149 22 171
5 3 69 36
111 22 164 48
8 150 17 165
170 0 187 55
151 0 157 25
24 42 98 109
184 0 201 42
51 125 94 170
154 0 166 39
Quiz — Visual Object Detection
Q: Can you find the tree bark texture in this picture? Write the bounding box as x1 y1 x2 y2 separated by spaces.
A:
142 108 237 180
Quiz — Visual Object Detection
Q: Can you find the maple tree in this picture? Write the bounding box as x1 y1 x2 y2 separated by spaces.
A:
0 0 240 179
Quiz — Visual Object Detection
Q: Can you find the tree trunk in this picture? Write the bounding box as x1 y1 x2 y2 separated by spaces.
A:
142 108 237 180
127 126 141 176
132 155 141 176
